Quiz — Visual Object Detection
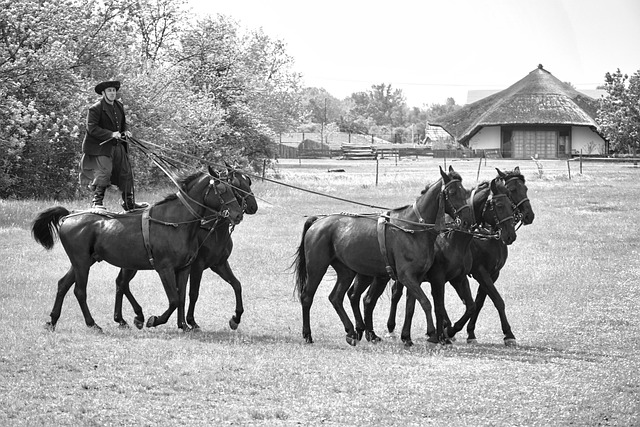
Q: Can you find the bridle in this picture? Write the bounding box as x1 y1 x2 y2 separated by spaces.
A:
175 175 236 225
502 175 529 230
411 178 469 225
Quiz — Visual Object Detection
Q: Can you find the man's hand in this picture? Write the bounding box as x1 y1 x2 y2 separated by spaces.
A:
112 131 122 139
124 130 132 138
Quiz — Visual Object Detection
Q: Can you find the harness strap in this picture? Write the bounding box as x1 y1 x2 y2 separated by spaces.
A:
468 188 478 227
141 207 155 269
377 213 397 280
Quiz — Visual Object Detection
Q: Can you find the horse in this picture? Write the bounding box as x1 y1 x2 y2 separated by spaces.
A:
31 165 244 332
361 177 518 346
112 165 258 330
385 166 535 346
455 166 535 346
292 166 474 346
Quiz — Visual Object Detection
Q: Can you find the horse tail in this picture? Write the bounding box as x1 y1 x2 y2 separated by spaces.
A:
292 216 319 300
31 206 70 250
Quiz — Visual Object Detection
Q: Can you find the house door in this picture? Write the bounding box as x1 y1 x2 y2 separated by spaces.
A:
512 130 557 159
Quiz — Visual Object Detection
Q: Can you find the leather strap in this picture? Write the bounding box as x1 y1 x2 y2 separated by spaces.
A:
377 212 397 280
141 207 155 268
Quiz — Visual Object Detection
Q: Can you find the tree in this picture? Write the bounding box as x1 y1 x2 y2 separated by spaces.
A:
348 83 407 128
299 87 344 127
0 3 305 198
596 69 640 155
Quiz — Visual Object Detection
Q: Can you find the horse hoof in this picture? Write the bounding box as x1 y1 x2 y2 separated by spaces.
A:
133 318 144 330
356 329 364 341
117 321 129 329
304 336 314 344
504 338 517 347
45 322 55 332
385 331 397 339
89 324 103 333
402 339 414 348
467 338 478 344
443 328 457 342
146 316 157 328
365 331 382 343
346 335 358 346
229 318 239 330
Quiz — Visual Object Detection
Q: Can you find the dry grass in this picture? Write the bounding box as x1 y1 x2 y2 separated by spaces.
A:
1 158 639 426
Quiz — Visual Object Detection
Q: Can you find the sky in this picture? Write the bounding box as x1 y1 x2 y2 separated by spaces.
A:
187 0 640 108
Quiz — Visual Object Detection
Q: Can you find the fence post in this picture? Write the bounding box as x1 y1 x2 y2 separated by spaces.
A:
477 156 483 181
444 152 447 170
567 159 571 180
375 158 379 187
262 159 266 182
580 149 583 174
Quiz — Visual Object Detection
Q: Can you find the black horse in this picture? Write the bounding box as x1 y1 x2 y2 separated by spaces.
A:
31 166 244 332
293 166 473 346
385 167 535 346
349 177 517 346
112 166 258 331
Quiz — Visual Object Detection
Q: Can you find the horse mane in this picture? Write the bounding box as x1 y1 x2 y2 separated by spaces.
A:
504 169 525 183
475 181 490 192
156 170 205 205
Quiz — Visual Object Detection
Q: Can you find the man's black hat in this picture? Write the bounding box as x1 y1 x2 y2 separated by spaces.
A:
94 80 121 94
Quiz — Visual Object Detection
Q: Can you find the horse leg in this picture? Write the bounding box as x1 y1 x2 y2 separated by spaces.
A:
175 267 190 330
400 291 417 347
146 267 180 329
361 277 389 343
186 265 205 330
474 271 516 346
46 266 76 331
212 261 244 330
401 279 438 345
114 269 144 329
429 276 450 344
444 275 476 340
347 274 372 341
72 264 101 332
300 263 329 344
386 281 404 335
328 265 358 346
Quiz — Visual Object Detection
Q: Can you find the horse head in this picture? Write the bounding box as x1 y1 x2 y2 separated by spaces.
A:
496 166 534 226
477 178 516 245
225 161 258 215
199 165 244 225
439 165 474 230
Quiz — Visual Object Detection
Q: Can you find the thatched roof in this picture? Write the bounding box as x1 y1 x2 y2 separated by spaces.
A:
431 65 602 145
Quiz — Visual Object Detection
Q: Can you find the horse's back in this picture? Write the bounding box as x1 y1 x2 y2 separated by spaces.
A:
304 214 387 274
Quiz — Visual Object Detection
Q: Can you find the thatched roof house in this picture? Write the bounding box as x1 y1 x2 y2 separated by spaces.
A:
431 65 607 158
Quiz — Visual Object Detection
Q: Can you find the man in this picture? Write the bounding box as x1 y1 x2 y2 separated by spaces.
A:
79 80 147 211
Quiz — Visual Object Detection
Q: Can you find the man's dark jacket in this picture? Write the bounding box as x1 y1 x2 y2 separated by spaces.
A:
81 98 129 156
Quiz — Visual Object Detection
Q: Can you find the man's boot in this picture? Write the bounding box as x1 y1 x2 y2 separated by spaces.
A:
121 192 149 212
91 186 107 209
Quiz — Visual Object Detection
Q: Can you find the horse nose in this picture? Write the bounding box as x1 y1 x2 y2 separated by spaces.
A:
523 212 535 225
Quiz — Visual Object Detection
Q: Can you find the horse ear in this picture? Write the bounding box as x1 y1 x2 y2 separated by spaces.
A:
496 168 506 178
208 165 217 177
514 166 520 174
490 178 498 194
449 165 454 173
439 166 449 182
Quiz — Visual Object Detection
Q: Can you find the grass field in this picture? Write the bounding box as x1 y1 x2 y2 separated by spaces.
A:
1 157 639 426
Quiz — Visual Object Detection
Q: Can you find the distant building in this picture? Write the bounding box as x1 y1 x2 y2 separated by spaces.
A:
431 65 607 158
